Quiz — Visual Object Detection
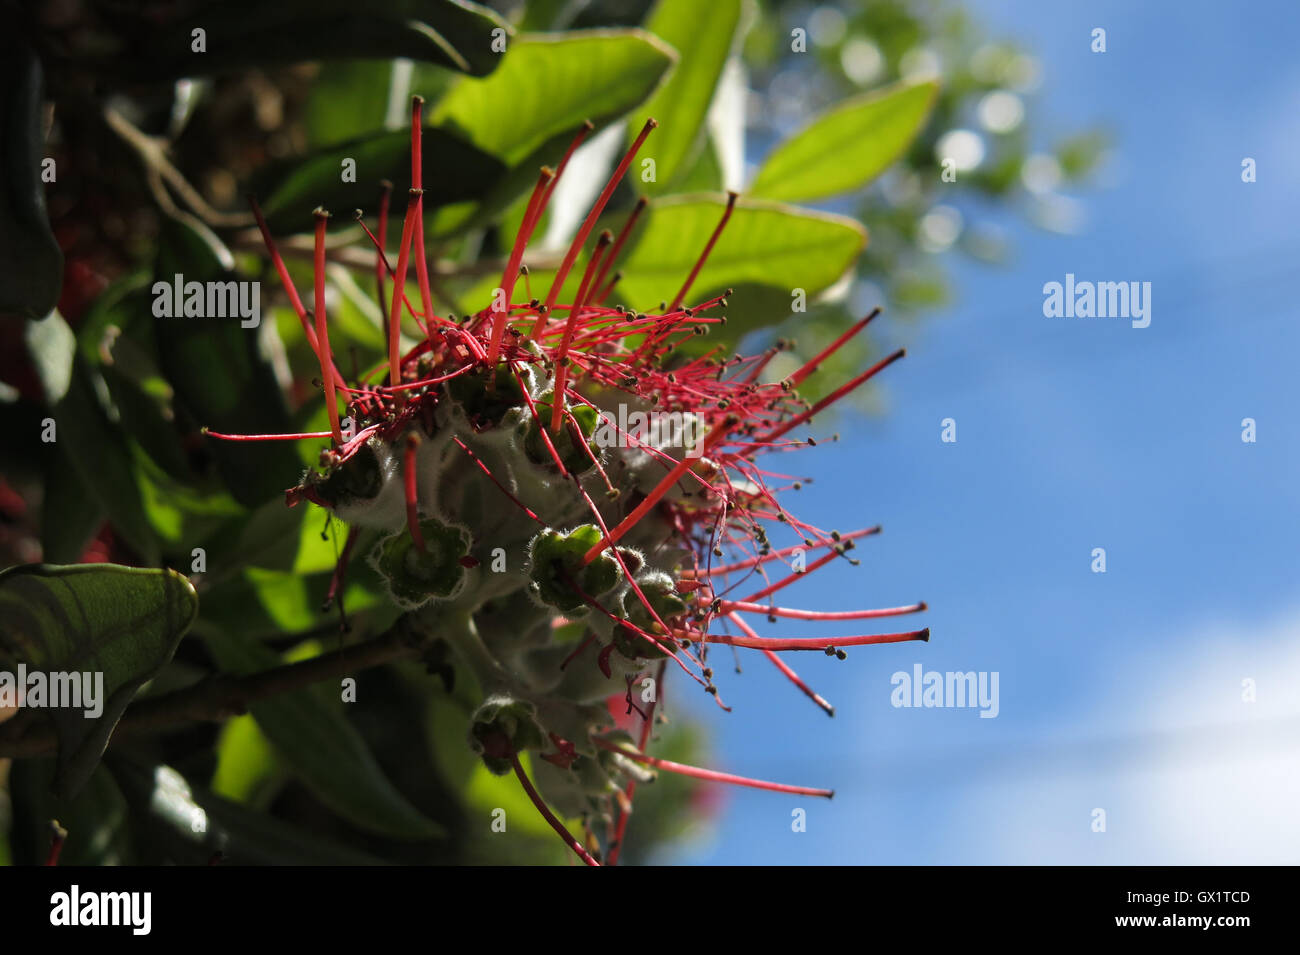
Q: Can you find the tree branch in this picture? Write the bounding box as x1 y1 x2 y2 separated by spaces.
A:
0 626 423 759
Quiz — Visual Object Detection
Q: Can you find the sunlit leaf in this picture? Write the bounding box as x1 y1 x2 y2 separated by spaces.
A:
748 79 939 201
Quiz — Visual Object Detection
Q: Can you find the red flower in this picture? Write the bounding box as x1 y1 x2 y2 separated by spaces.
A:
215 98 928 866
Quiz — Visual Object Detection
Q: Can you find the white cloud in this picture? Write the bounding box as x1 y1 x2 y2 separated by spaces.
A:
962 610 1300 863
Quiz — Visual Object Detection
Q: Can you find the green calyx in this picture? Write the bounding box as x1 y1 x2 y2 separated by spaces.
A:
372 517 471 607
311 439 384 507
469 696 547 775
528 524 622 614
523 392 598 473
448 362 528 424
612 577 687 660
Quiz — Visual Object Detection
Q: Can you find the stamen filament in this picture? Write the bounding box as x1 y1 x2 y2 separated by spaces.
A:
533 119 657 338
594 738 833 798
686 627 931 651
510 754 600 866
313 209 343 445
669 191 737 312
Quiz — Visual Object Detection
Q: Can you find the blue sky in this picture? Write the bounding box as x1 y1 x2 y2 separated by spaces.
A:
660 0 1300 864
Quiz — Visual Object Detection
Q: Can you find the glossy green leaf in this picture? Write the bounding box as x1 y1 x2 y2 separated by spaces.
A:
0 563 198 798
631 0 745 192
748 79 939 202
616 195 865 312
202 629 445 840
431 30 677 164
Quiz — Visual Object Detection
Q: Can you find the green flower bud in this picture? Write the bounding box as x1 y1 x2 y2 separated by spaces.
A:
370 517 471 609
527 524 622 614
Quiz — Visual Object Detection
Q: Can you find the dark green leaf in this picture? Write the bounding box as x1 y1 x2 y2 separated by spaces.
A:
153 218 300 506
201 629 446 840
100 0 511 80
256 127 506 234
0 563 198 798
0 27 62 321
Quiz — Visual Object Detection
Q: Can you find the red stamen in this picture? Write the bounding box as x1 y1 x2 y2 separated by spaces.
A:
594 737 833 798
722 600 927 621
324 524 359 614
689 627 930 651
451 436 545 524
250 196 333 375
375 180 392 315
669 191 736 312
203 428 334 442
687 526 881 577
582 416 732 565
386 191 423 388
549 230 612 432
559 632 598 670
538 120 594 214
761 349 906 443
533 119 657 339
313 209 343 445
409 96 438 386
44 822 67 866
590 196 647 299
606 658 665 866
788 307 882 387
488 167 556 364
727 612 833 716
510 754 600 866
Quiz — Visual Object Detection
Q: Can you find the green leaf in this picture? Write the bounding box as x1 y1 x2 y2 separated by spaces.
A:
430 30 677 165
102 0 512 80
153 218 300 506
201 629 446 840
301 61 398 148
7 761 133 865
40 444 104 564
631 0 745 192
616 195 865 314
748 79 939 202
418 29 676 237
0 563 198 799
50 349 161 565
0 28 62 321
211 713 282 806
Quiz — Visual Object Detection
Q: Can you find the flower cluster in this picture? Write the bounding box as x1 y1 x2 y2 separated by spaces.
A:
217 98 927 865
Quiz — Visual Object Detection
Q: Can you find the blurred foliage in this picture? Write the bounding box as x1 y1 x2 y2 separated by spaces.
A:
0 0 1098 865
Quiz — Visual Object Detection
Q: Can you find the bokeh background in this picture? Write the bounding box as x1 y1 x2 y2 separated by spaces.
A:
667 0 1300 864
